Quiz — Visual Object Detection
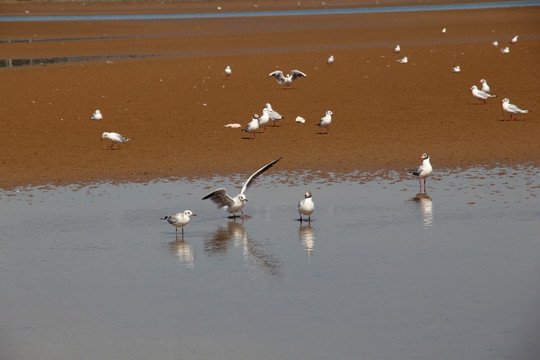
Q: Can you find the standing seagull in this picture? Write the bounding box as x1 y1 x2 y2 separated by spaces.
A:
470 85 496 104
502 98 529 121
101 132 131 150
269 70 307 88
161 210 196 236
92 109 103 120
397 56 408 64
394 44 401 54
202 158 282 218
298 191 314 223
242 114 260 139
258 108 270 133
480 79 491 93
265 103 283 126
404 153 433 193
327 55 334 65
224 65 232 78
317 110 333 134
511 35 518 44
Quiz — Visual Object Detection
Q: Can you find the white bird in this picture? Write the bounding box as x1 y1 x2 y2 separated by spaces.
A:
404 153 433 193
101 132 131 150
480 79 491 93
242 114 260 139
161 210 196 235
269 70 307 88
265 103 283 126
327 55 334 65
502 98 529 121
452 66 461 73
317 110 332 134
501 47 510 54
441 27 447 34
202 158 281 218
511 35 518 44
258 108 270 132
470 85 496 104
298 191 314 223
397 56 408 64
91 109 103 120
394 44 401 54
224 65 232 78
492 40 499 47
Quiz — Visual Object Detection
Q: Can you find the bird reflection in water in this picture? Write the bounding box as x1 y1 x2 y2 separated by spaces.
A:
299 223 315 259
411 193 433 228
204 221 281 277
169 236 194 269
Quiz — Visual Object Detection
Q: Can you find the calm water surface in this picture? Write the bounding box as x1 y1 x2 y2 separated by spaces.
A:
1 166 539 360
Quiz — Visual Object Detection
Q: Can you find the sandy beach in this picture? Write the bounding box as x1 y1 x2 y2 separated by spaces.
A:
0 1 538 189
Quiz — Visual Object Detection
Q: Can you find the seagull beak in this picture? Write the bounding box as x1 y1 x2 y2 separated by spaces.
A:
192 213 197 216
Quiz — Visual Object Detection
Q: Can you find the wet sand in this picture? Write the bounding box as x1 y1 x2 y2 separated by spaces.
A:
1 1 539 188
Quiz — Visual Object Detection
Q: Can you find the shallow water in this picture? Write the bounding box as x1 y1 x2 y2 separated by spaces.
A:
1 166 539 360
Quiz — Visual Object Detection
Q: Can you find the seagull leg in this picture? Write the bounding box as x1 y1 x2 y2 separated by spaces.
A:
418 179 422 193
308 215 311 223
299 213 303 222
423 179 427 193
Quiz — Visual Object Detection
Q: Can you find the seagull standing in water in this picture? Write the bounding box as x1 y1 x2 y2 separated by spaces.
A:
101 132 131 150
269 70 307 88
404 153 433 193
265 103 283 126
502 98 529 120
92 109 103 120
242 114 260 139
298 191 314 223
470 85 496 104
202 158 282 218
161 210 196 235
317 110 333 134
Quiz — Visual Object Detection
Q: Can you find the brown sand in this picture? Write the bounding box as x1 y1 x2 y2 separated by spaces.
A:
1 1 539 189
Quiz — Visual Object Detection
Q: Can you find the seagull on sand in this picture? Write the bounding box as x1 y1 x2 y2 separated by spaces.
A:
161 210 196 235
224 65 232 78
298 191 314 223
511 35 518 44
242 114 260 139
452 65 461 73
101 132 131 150
394 44 401 54
92 109 103 120
480 79 491 93
269 70 307 88
258 108 270 132
492 40 498 47
265 103 283 126
202 158 282 218
500 47 510 54
327 55 334 65
441 27 447 34
502 98 529 121
397 56 408 63
470 85 496 104
317 110 333 134
404 153 432 193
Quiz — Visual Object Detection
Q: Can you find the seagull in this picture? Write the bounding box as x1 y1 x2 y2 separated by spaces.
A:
452 65 461 73
394 44 401 54
298 191 314 223
101 132 131 150
404 153 433 193
161 210 196 235
258 108 270 132
92 109 103 120
242 114 260 139
269 70 307 88
501 47 510 54
480 79 491 93
511 35 518 44
317 110 332 134
470 85 496 104
502 98 529 120
327 55 334 65
492 40 498 47
265 103 283 126
224 65 232 78
441 27 447 34
397 56 408 64
202 158 282 218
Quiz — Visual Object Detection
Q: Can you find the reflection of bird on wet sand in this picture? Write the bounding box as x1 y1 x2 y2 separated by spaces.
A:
299 223 315 259
204 221 281 277
411 193 433 228
169 237 194 268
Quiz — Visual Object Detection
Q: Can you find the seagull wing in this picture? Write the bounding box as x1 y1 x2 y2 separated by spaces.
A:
240 157 282 195
290 70 307 81
202 188 235 209
269 70 285 84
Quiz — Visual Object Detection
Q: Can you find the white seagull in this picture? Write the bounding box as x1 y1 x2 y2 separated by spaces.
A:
501 47 510 54
511 35 518 44
92 109 103 120
492 40 499 47
470 85 496 104
317 110 333 134
101 132 131 150
202 158 282 218
265 103 283 126
242 114 260 139
502 98 529 121
269 70 307 88
394 44 401 54
327 55 334 65
480 79 491 93
258 108 270 132
441 27 447 34
452 65 461 73
161 210 196 235
397 56 408 63
224 65 232 78
298 191 314 223
404 153 433 193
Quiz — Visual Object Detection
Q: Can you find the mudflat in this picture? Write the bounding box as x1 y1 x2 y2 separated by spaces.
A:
1 1 538 188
